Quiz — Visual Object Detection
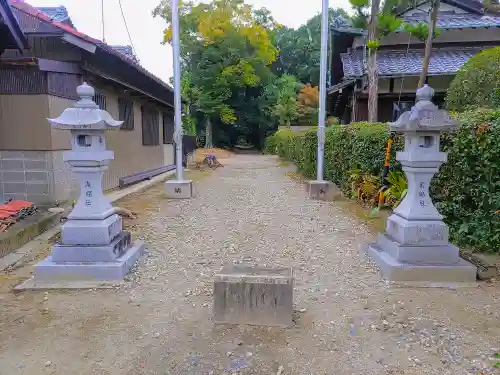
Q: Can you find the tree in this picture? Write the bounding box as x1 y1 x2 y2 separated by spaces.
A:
418 0 440 88
367 0 380 123
154 0 278 147
296 84 319 126
273 8 349 85
349 0 403 122
267 75 300 127
298 84 319 107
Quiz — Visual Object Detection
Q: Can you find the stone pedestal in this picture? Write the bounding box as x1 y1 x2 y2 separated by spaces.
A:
165 179 193 199
306 180 340 201
366 85 476 285
18 83 146 289
213 265 294 327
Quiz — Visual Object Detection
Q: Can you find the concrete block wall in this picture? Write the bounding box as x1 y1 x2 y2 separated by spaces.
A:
0 150 78 205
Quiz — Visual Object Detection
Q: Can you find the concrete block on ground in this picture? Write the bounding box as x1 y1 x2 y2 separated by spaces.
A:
306 180 340 201
213 265 294 327
165 179 193 199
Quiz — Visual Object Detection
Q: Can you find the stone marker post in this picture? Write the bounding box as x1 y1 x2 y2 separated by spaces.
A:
213 265 294 327
26 83 146 287
366 85 476 284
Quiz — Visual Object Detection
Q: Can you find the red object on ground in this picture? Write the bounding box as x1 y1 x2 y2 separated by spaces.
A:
0 200 33 212
0 210 13 220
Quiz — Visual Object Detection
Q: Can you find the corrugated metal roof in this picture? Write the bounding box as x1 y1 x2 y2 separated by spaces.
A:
341 46 484 77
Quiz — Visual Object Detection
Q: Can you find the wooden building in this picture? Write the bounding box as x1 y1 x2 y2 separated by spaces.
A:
0 0 177 204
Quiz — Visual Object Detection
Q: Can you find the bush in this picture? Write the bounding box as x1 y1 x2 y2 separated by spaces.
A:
431 108 500 252
446 47 500 111
269 123 401 192
263 132 279 154
267 111 500 253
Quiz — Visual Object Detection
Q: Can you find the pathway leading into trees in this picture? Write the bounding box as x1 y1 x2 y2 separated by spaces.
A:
0 154 499 375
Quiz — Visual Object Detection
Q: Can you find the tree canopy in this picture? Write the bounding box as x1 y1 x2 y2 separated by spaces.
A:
154 0 438 148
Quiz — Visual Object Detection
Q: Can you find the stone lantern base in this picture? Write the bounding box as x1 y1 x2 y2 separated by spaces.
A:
34 239 145 282
16 233 145 289
306 180 341 201
367 233 477 285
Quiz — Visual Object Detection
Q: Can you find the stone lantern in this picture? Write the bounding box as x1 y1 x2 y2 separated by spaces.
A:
366 85 476 284
28 83 145 287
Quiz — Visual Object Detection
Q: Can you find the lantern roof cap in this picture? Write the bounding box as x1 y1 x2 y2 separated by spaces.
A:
390 84 458 132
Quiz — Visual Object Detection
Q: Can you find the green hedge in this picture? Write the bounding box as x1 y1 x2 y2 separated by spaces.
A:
267 112 500 253
446 47 500 111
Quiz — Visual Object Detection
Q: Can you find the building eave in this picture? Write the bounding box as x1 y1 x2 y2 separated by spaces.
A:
10 0 175 106
0 0 27 51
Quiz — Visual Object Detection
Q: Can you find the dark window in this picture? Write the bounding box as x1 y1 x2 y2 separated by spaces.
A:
162 112 174 144
93 92 106 110
392 101 412 121
141 106 160 146
118 97 134 130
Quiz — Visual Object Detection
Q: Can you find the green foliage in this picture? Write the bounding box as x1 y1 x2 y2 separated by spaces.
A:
272 8 349 85
377 13 404 37
367 39 380 50
403 22 441 41
382 0 414 14
267 109 500 253
430 108 500 252
263 132 279 154
182 115 197 136
270 122 397 192
382 170 408 207
349 0 369 29
348 168 380 204
267 75 300 127
446 47 500 111
154 0 278 147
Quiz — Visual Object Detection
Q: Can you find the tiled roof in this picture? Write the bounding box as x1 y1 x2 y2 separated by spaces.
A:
36 6 70 23
341 46 484 77
330 16 367 35
402 11 500 29
398 0 484 15
10 0 173 95
110 45 138 62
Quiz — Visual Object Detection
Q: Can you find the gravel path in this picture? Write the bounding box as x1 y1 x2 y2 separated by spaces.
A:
0 154 499 375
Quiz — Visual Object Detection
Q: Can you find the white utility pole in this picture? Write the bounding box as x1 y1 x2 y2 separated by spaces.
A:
317 0 329 181
165 0 193 199
306 0 336 200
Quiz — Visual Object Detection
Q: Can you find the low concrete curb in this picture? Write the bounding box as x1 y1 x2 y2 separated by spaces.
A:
0 170 175 272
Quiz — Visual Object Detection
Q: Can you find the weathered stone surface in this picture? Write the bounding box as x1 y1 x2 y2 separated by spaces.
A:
60 214 122 246
213 265 294 327
165 179 193 199
51 231 131 262
386 214 449 246
27 83 145 287
367 243 477 283
32 240 145 283
377 233 459 265
306 180 340 201
366 85 476 283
